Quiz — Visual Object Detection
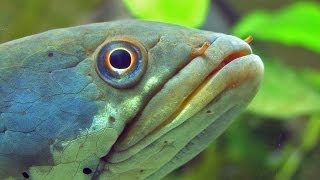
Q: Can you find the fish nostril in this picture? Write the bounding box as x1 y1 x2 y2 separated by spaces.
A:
243 35 253 44
189 42 211 60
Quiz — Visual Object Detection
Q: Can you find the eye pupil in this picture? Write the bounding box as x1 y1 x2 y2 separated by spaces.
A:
109 49 131 69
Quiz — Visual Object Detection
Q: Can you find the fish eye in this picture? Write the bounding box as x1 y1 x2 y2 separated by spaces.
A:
96 38 148 88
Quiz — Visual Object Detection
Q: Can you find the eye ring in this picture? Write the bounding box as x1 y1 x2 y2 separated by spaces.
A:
96 38 148 88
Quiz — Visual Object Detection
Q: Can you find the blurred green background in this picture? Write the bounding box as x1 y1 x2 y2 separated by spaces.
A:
1 0 319 179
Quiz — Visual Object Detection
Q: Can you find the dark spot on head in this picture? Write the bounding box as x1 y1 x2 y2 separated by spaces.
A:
206 110 211 114
86 49 93 56
109 116 116 123
140 169 144 173
48 52 53 57
0 125 6 133
82 167 92 175
22 172 29 178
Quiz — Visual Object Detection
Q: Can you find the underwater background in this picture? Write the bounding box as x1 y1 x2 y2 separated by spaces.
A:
1 0 319 179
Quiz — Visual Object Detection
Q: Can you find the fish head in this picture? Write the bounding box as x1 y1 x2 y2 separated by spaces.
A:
0 20 263 179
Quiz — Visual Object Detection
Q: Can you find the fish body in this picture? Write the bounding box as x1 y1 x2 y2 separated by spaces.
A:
0 20 263 179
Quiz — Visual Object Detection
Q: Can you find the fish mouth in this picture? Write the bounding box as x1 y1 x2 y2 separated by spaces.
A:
107 35 263 164
146 49 252 133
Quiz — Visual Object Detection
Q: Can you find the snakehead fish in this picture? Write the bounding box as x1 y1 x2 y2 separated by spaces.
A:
0 20 263 179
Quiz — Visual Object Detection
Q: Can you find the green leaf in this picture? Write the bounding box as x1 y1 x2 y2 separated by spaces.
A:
232 2 320 54
275 115 320 180
299 69 320 93
275 150 302 180
301 114 320 151
247 59 320 118
0 0 103 43
122 0 210 28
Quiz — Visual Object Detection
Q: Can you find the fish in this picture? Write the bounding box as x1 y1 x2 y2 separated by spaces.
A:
0 20 264 179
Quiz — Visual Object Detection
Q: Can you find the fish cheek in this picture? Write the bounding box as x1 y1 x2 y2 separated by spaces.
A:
27 127 118 179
